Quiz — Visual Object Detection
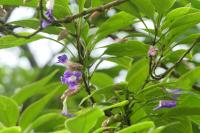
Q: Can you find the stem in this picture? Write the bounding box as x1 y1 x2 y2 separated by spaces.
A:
154 37 200 80
75 20 95 104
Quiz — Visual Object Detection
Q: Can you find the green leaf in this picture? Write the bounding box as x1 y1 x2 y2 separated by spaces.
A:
65 108 104 133
117 121 155 133
94 11 135 44
130 0 155 18
126 58 149 92
148 126 166 133
150 0 176 14
78 0 86 11
10 19 62 34
24 113 66 133
106 57 132 69
92 0 102 7
116 1 140 17
169 12 200 29
12 70 58 105
177 33 200 44
79 83 128 105
91 72 114 88
175 67 200 90
164 107 200 116
53 130 71 133
0 96 19 126
103 100 129 111
162 50 191 63
191 0 200 9
0 35 42 49
161 7 199 30
0 0 37 7
0 127 21 133
19 85 64 130
104 40 148 57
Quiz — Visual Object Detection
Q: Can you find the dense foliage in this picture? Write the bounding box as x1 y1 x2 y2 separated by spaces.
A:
1 0 200 133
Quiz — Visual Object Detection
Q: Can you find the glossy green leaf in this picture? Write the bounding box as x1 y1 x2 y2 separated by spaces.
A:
150 0 176 14
12 70 58 105
0 96 19 126
117 121 155 133
126 58 149 92
65 108 104 133
104 40 148 57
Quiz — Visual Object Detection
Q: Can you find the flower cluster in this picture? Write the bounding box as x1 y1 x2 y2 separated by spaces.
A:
57 54 83 117
42 0 55 28
154 89 182 110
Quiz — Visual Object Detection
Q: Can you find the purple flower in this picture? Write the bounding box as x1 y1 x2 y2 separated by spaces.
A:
61 70 82 90
61 110 75 118
154 100 176 110
42 20 50 28
41 9 54 28
165 88 182 99
57 54 68 64
148 46 158 57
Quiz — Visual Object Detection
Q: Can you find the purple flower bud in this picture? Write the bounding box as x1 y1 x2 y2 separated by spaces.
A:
148 46 158 57
41 9 54 28
45 9 54 22
61 70 82 90
57 54 68 64
154 100 176 110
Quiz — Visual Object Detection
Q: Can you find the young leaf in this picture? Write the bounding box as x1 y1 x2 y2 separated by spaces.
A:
0 96 19 126
117 121 155 133
150 0 176 14
65 108 104 133
12 70 58 105
126 58 149 92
